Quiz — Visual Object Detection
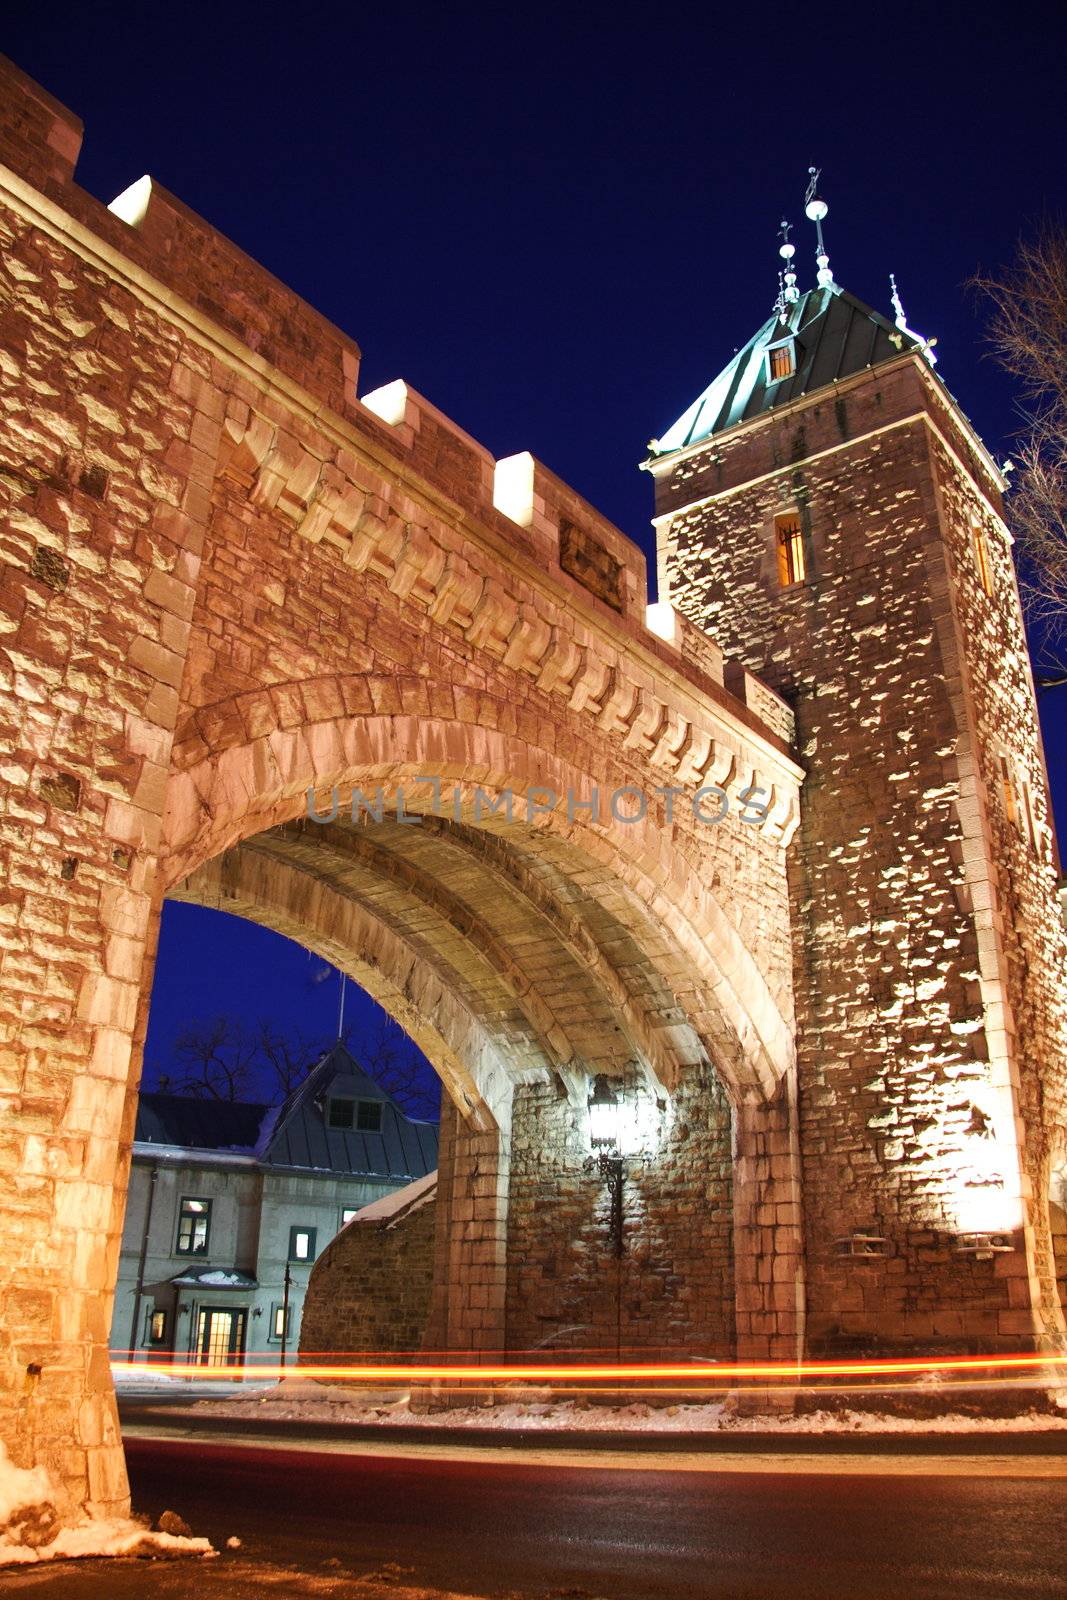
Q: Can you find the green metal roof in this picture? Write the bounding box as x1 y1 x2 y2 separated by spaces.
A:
653 284 923 455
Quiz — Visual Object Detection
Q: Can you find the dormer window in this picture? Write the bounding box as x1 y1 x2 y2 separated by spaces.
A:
766 339 796 383
328 1097 383 1132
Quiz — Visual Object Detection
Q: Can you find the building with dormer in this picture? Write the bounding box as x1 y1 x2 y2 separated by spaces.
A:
111 1043 437 1366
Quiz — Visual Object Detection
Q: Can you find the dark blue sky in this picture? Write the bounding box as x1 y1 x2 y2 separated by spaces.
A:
9 2 1064 1102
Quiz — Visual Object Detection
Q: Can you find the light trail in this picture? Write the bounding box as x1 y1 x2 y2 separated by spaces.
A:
109 1351 1067 1384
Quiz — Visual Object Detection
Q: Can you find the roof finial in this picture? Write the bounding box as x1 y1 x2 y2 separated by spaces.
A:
805 168 833 288
776 219 799 321
889 271 907 330
888 272 938 367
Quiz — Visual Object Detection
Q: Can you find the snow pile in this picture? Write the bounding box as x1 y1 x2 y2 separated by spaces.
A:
190 1383 1067 1433
0 1444 214 1567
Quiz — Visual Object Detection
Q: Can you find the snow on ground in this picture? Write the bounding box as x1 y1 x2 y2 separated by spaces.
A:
0 1443 213 1567
186 1378 1067 1433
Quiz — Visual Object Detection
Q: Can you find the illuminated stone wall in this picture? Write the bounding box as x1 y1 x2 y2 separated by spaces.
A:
298 1180 437 1359
0 57 803 1521
654 359 1067 1353
504 1070 735 1358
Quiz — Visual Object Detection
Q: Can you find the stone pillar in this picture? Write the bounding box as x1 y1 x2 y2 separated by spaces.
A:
424 1091 511 1357
731 1078 806 1364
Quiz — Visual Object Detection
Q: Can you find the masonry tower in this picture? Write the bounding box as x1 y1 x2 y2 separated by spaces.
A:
646 181 1067 1353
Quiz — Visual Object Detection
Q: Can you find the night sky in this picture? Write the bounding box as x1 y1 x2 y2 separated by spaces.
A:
8 3 1064 1106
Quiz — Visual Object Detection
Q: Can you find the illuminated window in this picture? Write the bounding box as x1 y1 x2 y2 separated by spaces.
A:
144 1308 167 1345
269 1304 291 1342
775 514 806 587
176 1197 211 1255
767 341 795 382
998 754 1018 828
288 1226 316 1263
973 524 993 595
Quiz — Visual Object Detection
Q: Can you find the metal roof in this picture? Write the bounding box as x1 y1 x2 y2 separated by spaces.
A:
653 284 923 454
135 1094 269 1152
133 1044 438 1183
259 1044 438 1182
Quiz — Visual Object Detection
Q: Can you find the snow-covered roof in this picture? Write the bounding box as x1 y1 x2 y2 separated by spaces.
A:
343 1170 437 1229
170 1267 259 1290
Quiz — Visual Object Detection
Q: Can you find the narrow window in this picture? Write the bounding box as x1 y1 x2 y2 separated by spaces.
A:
767 342 795 382
145 1308 167 1345
328 1098 354 1130
270 1304 291 1342
775 514 806 587
998 754 1018 829
356 1100 383 1132
176 1197 211 1255
1020 780 1038 852
288 1226 316 1263
973 524 993 595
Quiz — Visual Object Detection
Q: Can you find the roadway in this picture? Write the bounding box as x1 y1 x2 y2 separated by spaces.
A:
5 1430 1067 1598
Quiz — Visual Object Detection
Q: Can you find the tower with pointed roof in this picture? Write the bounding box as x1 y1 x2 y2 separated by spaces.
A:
645 196 1067 1355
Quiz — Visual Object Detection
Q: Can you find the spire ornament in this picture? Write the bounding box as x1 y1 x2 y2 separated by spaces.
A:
804 168 833 288
776 219 799 321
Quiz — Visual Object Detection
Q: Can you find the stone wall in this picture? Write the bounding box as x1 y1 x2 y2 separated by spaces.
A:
299 1178 437 1358
505 1071 734 1358
655 358 1067 1352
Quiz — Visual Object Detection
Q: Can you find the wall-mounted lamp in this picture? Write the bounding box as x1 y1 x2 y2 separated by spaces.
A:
589 1077 625 1258
588 1075 621 1154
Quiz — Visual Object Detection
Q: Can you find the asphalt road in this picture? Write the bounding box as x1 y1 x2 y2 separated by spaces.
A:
7 1435 1067 1599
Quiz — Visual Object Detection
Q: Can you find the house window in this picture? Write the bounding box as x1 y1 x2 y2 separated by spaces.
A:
176 1197 211 1255
767 341 795 382
288 1226 317 1263
340 1207 359 1228
775 514 806 587
269 1303 292 1342
144 1307 167 1345
973 523 993 595
356 1100 383 1132
328 1098 354 1129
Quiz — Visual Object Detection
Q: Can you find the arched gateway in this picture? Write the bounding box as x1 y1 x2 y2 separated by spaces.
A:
1 59 1065 1528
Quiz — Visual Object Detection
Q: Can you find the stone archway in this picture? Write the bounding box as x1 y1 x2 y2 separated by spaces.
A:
0 63 804 1526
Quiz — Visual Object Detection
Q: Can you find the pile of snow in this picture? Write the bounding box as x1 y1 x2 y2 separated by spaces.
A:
0 1444 213 1567
190 1383 1067 1433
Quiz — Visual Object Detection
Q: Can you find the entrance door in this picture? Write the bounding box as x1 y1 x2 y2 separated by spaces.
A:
194 1306 247 1367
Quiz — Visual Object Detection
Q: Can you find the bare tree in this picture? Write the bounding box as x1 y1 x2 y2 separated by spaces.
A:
973 224 1067 687
354 1017 441 1120
156 1010 440 1118
167 1015 324 1103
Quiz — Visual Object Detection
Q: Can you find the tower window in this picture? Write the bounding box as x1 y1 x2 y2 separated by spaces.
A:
973 524 993 595
998 754 1018 829
767 340 795 382
775 514 806 587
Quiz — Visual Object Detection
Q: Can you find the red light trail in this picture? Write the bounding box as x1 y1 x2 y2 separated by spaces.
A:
110 1351 1067 1384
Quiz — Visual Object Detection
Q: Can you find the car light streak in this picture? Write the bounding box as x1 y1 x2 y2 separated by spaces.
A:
110 1351 1067 1384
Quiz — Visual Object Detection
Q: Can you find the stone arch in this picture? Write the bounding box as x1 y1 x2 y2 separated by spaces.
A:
161 717 796 1104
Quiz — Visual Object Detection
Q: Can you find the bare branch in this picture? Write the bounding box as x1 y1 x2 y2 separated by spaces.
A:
971 223 1067 686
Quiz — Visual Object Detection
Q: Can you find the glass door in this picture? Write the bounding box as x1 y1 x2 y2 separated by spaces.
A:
194 1306 248 1368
